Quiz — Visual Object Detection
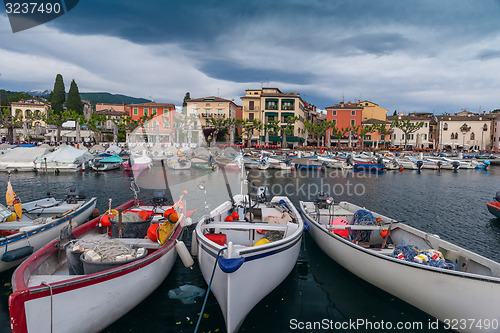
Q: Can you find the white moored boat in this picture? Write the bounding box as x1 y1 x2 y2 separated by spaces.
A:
9 193 192 333
0 184 97 273
194 190 303 333
299 195 500 333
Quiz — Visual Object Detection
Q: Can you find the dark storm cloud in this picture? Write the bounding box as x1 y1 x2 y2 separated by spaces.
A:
476 49 500 60
198 60 313 85
340 33 410 56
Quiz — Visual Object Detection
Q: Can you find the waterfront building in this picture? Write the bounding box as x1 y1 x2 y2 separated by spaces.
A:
240 88 307 147
358 100 389 122
360 119 392 149
386 114 436 149
185 96 238 145
8 98 50 141
490 113 500 150
435 110 492 150
325 101 363 148
126 102 176 144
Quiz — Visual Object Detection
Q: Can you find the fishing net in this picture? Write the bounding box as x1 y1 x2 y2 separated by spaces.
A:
350 209 376 242
73 235 136 262
392 241 456 270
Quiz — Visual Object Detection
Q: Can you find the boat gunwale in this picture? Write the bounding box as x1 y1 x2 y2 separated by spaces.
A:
11 199 182 295
0 197 98 246
299 200 500 284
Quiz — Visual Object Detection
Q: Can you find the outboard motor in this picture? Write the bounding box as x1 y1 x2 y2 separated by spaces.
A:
284 156 292 166
315 192 333 209
377 157 383 166
208 155 214 166
416 160 424 170
256 186 269 203
346 155 352 165
495 191 500 202
437 161 442 170
152 189 167 206
452 161 460 171
66 186 86 204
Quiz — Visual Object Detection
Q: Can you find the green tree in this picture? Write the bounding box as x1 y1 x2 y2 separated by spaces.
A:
50 74 65 115
45 109 74 142
66 79 83 115
391 119 424 149
304 119 333 147
282 116 298 148
84 113 108 144
332 125 352 149
204 118 235 146
358 125 376 149
182 92 191 114
0 107 22 141
242 119 263 148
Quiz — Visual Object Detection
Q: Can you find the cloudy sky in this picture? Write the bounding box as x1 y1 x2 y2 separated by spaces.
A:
1 0 500 114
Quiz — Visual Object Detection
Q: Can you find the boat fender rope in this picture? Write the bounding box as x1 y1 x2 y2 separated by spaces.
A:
194 246 227 333
41 281 53 333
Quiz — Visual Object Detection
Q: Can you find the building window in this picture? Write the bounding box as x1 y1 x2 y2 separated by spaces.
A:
218 109 223 114
193 108 198 115
133 108 138 116
144 108 148 116
249 101 254 110
152 108 157 116
205 109 210 114
451 133 455 139
381 135 385 140
163 121 170 129
281 100 294 110
331 110 337 116
393 134 396 139
365 103 368 106
265 99 278 110
249 113 254 121
423 134 427 140
424 123 427 127
443 123 448 131
350 119 355 126
364 135 371 140
470 132 475 140
351 110 356 116
332 119 336 126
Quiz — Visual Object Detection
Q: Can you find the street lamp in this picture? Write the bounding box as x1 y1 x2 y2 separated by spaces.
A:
481 123 488 152
460 123 471 150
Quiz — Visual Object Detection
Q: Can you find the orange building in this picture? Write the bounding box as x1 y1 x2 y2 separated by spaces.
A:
126 102 176 143
325 101 363 146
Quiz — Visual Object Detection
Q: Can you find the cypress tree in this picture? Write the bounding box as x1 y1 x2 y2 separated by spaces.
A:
51 74 65 114
67 79 83 114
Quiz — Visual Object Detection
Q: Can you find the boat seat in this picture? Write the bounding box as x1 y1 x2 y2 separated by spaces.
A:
117 238 161 249
206 222 287 232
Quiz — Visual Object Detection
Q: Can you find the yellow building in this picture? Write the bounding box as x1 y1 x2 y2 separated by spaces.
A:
358 100 388 122
185 96 238 144
240 88 306 147
11 98 49 127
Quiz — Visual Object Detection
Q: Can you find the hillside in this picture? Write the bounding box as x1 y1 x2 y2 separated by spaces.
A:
79 92 150 105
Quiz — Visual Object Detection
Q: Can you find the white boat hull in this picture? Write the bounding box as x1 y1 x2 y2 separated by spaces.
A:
0 198 97 272
195 195 303 332
301 201 500 333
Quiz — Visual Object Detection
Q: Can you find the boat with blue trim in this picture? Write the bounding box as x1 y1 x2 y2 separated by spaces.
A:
299 194 500 333
193 189 303 333
487 192 500 219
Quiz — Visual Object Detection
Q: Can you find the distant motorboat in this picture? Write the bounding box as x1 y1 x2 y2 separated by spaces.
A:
123 154 153 171
90 154 122 171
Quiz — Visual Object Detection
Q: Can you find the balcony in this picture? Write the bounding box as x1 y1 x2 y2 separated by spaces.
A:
244 106 259 111
201 113 225 119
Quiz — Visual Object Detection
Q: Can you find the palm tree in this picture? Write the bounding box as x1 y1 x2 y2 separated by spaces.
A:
282 116 298 148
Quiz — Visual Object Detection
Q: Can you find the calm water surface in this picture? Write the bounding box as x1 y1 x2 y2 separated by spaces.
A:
0 165 499 332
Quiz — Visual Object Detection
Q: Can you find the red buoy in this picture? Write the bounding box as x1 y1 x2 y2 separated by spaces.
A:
147 223 160 242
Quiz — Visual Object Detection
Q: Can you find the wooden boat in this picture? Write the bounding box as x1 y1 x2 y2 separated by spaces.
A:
267 156 293 170
299 196 500 333
242 156 269 170
194 192 303 333
352 157 384 171
317 155 352 170
90 154 122 171
0 186 97 273
487 192 500 218
215 157 241 170
292 158 323 170
9 197 191 333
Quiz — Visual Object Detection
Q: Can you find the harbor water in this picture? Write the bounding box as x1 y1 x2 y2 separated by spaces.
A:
0 165 499 332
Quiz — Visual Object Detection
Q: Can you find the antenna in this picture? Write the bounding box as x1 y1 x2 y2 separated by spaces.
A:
149 94 154 103
217 88 220 97
266 77 269 87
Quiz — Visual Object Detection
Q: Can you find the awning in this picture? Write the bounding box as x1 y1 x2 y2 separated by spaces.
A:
265 98 279 102
265 112 278 117
281 99 295 102
281 112 295 118
267 136 282 142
